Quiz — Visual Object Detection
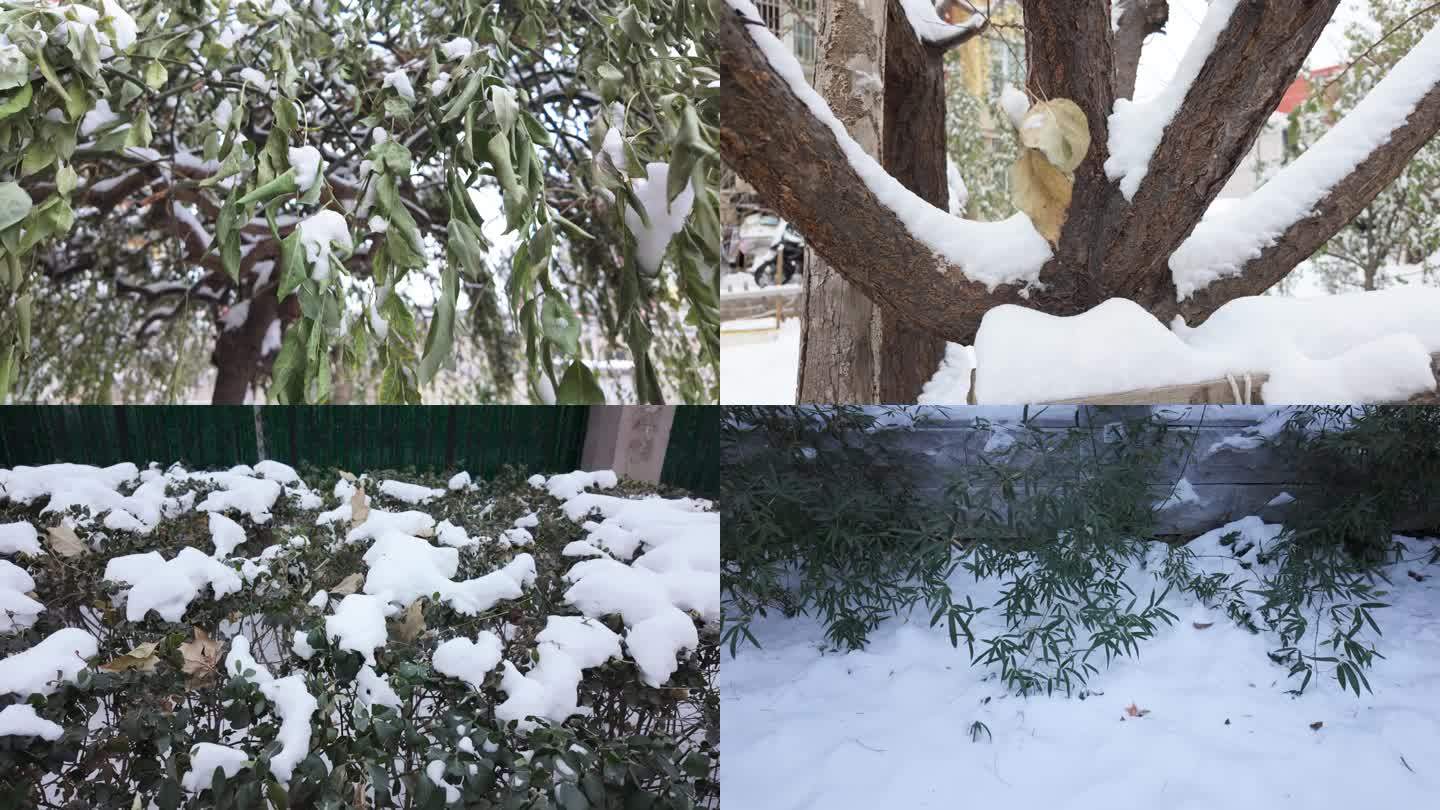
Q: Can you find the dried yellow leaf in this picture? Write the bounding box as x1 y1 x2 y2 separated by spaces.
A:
332 572 364 596
1019 98 1091 173
100 641 161 673
45 524 88 557
349 487 370 529
1011 147 1073 243
180 627 224 686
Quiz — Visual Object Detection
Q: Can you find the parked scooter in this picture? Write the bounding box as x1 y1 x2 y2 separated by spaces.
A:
750 223 805 287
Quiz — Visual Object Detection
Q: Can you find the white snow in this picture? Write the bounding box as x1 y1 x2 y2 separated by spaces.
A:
623 162 695 274
447 471 471 491
288 145 323 193
961 291 1440 403
495 616 622 730
297 210 353 281
1106 0 1241 200
946 158 969 216
721 319 801 405
0 703 64 740
1000 84 1030 131
103 547 244 622
435 520 474 548
0 628 98 697
899 0 984 45
1155 476 1202 510
253 460 300 484
80 99 121 136
727 0 1052 290
356 663 401 711
722 528 1440 809
181 743 249 792
325 594 391 664
191 469 282 524
208 512 247 557
382 69 415 102
539 469 618 501
441 37 475 60
426 759 460 803
225 634 273 683
238 67 271 93
378 479 445 504
1170 22 1440 299
257 675 317 783
345 508 436 541
0 522 41 556
432 631 504 689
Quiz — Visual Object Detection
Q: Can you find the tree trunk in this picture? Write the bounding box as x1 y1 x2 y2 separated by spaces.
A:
211 288 280 404
875 0 948 402
797 0 887 402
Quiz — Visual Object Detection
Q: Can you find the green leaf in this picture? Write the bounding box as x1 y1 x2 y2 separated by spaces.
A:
447 219 487 280
273 96 299 133
555 781 590 810
555 359 605 404
0 82 32 123
0 183 32 231
143 60 168 90
278 230 307 299
0 45 28 90
269 321 307 404
490 84 518 134
418 263 459 384
541 295 581 356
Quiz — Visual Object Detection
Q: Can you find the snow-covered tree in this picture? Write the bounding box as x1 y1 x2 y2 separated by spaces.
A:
1286 0 1440 293
0 0 718 403
722 0 1440 402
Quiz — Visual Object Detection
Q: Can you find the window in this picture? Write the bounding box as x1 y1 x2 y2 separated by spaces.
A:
794 20 817 65
756 0 781 32
989 38 1027 99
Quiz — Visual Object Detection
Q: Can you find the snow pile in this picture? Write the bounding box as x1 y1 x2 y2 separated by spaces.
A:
359 529 536 616
0 462 186 533
356 663 401 711
181 743 249 792
1106 0 1241 199
288 145 323 193
378 479 446 504
899 0 984 45
256 675 317 783
324 594 392 664
297 210 353 281
208 512 247 557
0 628 98 697
433 631 504 689
1171 22 1440 299
0 703 64 740
0 559 42 633
622 162 695 273
344 508 436 541
725 0 1052 290
190 469 283 524
0 522 41 556
538 469 618 501
1154 477 1202 511
435 519 475 548
103 547 244 622
447 471 471 491
560 493 718 687
495 616 622 730
962 292 1440 403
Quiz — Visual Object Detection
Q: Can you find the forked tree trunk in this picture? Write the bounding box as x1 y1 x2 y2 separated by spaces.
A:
875 0 948 402
798 0 887 402
211 287 281 404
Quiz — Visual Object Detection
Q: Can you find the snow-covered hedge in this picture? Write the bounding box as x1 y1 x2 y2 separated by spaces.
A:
0 461 718 807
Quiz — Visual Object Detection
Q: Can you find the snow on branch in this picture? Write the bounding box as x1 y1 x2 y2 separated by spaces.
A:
726 0 1051 291
899 0 986 49
1170 20 1440 301
1105 0 1241 200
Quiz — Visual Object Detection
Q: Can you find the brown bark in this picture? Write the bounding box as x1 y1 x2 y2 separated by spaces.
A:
797 0 888 403
211 286 280 404
1113 0 1169 101
875 0 950 402
721 5 1080 344
1102 0 1341 306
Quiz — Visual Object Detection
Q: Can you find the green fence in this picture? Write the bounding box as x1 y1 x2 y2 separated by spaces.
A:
661 405 718 497
0 406 588 478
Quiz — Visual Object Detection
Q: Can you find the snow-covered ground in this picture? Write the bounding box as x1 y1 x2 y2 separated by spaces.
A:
721 319 801 404
723 529 1440 809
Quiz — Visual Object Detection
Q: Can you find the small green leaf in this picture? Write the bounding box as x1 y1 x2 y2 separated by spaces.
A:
541 295 580 356
0 182 32 231
418 263 459 384
0 82 33 123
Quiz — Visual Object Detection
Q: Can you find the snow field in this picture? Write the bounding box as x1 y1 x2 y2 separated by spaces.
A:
723 524 1440 810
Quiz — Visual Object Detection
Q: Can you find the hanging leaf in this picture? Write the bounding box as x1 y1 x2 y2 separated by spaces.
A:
555 359 606 404
418 263 459 384
0 182 32 231
540 295 581 356
1018 99 1091 174
1011 148 1073 243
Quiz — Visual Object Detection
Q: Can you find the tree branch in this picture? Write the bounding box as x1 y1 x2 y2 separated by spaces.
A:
1172 77 1440 324
1101 0 1341 304
721 2 1077 342
1113 0 1169 101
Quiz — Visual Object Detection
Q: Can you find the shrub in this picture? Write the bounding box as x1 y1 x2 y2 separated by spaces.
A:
0 465 718 809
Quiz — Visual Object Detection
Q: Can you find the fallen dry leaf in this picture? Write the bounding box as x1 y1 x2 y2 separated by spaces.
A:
1193 622 1214 630
332 572 364 596
1011 147 1072 243
180 627 224 686
46 524 88 557
1310 721 1324 731
349 487 370 528
1124 702 1151 718
390 599 427 642
101 641 161 673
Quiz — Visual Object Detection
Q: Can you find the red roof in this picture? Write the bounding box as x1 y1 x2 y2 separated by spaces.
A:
1277 65 1344 114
